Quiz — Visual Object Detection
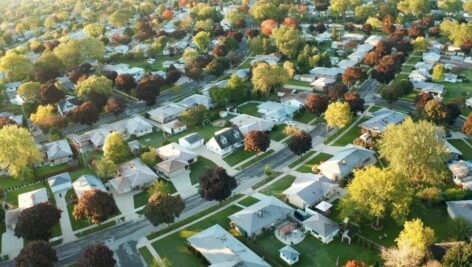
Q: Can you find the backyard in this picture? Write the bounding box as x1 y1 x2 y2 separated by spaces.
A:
238 102 262 117
133 180 177 209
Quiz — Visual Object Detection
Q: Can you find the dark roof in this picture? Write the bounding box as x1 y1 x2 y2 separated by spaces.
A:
183 132 203 144
214 127 244 149
57 96 81 113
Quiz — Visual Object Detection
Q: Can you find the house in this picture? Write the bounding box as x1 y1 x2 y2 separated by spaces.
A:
40 139 74 166
412 81 445 99
309 67 343 79
360 108 407 135
68 128 110 153
444 141 463 161
156 142 198 164
283 173 338 209
156 160 189 179
279 246 300 265
106 115 153 139
365 35 383 46
318 145 377 181
280 91 312 108
177 94 212 109
0 112 23 125
229 196 294 237
187 224 270 267
422 52 441 64
56 76 75 90
250 54 280 65
206 127 244 156
448 160 472 190
108 158 158 194
48 172 73 193
162 120 187 135
467 97 472 108
337 59 358 70
409 70 430 82
128 140 141 155
446 200 472 225
57 95 81 117
179 133 204 150
148 103 185 124
311 77 336 90
257 101 299 124
5 188 49 229
415 62 433 72
229 114 275 135
342 33 365 42
303 210 340 244
444 73 460 83
356 44 375 53
347 51 366 63
72 175 107 199
315 31 332 43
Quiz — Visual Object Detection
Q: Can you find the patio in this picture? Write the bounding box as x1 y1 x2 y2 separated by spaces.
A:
275 221 306 245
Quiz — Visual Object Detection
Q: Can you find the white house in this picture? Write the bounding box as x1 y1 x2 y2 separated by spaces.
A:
422 52 441 64
415 62 433 72
347 51 366 63
5 188 49 229
342 33 365 42
68 128 110 153
280 91 312 108
257 101 299 124
48 172 73 193
148 103 185 124
156 142 198 164
178 133 204 150
444 73 460 83
206 127 244 156
337 59 358 70
250 54 280 65
162 120 187 135
109 158 158 194
446 200 472 225
448 160 472 190
309 67 343 79
303 210 340 244
311 77 336 90
106 115 153 139
229 114 275 135
315 31 332 43
365 35 383 46
409 70 430 82
359 108 407 134
283 173 338 209
412 81 445 99
57 95 81 117
72 175 107 199
279 246 300 265
177 94 212 109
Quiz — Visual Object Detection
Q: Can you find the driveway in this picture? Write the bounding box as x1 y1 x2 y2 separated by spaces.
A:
111 190 139 220
171 171 197 199
54 192 76 243
1 230 22 259
193 146 237 175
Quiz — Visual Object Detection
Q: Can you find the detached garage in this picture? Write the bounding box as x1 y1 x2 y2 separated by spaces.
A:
48 172 72 193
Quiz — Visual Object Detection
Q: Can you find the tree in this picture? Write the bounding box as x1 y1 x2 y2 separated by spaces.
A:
103 132 131 163
115 74 136 92
288 130 312 157
140 151 157 166
378 118 449 184
93 157 117 179
17 81 40 103
0 117 17 129
462 113 472 135
166 69 182 84
251 63 288 96
325 102 353 129
199 167 237 202
442 242 472 267
104 96 127 115
345 92 365 114
448 217 472 241
416 92 433 111
76 75 112 100
342 67 367 86
206 57 230 76
30 105 64 131
179 105 209 129
135 75 163 105
54 37 104 67
182 48 198 65
381 85 400 104
363 51 379 66
306 94 329 115
15 203 61 241
78 244 115 267
408 24 424 38
15 241 57 267
0 52 33 81
193 31 210 51
423 99 449 125
273 26 303 58
68 101 99 125
438 0 463 14
83 23 104 38
432 64 445 81
339 167 411 226
397 0 431 17
33 53 64 83
465 0 472 13
110 9 133 27
244 131 271 154
345 260 368 267
440 20 472 47
283 61 296 79
250 1 282 22
396 219 435 259
324 83 348 100
38 82 65 104
144 192 185 226
73 189 117 224
381 242 425 267
101 71 118 86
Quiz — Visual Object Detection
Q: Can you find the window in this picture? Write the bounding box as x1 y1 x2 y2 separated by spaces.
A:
233 131 240 139
220 136 227 144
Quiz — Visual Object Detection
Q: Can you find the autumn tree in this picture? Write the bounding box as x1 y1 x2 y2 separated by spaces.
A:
288 130 312 157
394 219 435 263
17 81 40 104
306 94 329 115
144 192 185 226
250 1 282 22
103 132 131 163
423 99 449 125
442 242 472 267
115 74 136 92
397 0 431 17
15 241 57 267
273 26 303 58
193 31 210 51
342 67 367 87
324 83 348 101
93 157 117 180
199 167 237 202
251 63 288 96
345 260 368 267
244 131 271 154
345 92 365 114
0 117 17 129
15 203 62 241
432 64 445 81
76 75 113 100
68 101 99 125
378 118 449 184
33 53 64 83
30 105 64 131
0 52 33 81
104 96 127 115
54 37 104 67
325 102 353 129
134 75 163 105
416 92 433 111
38 82 65 104
372 55 399 84
462 113 472 135
73 189 117 224
78 244 116 267
339 167 412 226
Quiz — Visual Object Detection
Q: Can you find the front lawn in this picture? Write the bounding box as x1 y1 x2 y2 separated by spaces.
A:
288 151 316 168
237 196 260 207
35 163 70 178
238 103 262 117
448 139 472 160
223 149 255 166
238 150 274 169
151 205 243 267
269 125 287 141
133 180 178 209
138 246 157 266
332 117 369 146
294 110 317 124
190 157 217 185
296 153 332 173
287 79 311 87
260 175 296 199
65 190 90 231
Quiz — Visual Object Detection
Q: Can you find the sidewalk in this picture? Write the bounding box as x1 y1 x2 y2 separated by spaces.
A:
54 192 76 243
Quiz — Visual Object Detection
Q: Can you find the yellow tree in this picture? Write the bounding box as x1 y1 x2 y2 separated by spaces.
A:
273 26 303 58
75 75 113 99
0 125 43 177
0 52 33 81
432 64 445 81
30 105 63 131
324 102 353 129
54 37 104 67
251 63 288 96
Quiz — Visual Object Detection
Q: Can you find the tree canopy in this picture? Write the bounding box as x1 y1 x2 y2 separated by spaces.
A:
144 192 185 226
73 189 117 224
15 241 57 267
199 167 237 202
103 132 131 163
324 102 353 129
78 244 116 267
14 202 62 241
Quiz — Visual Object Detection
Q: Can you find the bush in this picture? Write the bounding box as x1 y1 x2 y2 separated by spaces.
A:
444 188 472 201
416 187 443 204
263 165 272 176
311 164 320 174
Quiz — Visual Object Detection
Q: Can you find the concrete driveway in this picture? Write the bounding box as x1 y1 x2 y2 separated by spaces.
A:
54 192 76 243
1 230 23 259
171 171 197 199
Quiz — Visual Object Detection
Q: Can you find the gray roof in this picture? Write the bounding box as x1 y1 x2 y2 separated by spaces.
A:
229 196 294 236
72 175 107 199
360 108 407 133
181 132 203 144
279 245 300 258
318 145 376 179
43 139 73 161
303 212 339 237
446 200 472 224
48 172 72 188
212 127 244 150
57 95 81 115
283 174 336 207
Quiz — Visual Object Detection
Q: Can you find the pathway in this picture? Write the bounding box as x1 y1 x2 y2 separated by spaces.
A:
1 230 23 259
54 192 76 243
170 171 198 199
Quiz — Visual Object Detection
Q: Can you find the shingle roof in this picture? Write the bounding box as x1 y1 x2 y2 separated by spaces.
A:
360 108 407 133
212 127 244 150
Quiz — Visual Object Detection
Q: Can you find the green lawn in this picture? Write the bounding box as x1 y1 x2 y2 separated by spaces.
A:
288 151 316 168
369 105 384 113
190 157 217 185
296 153 332 173
405 56 421 65
69 167 95 182
0 175 36 191
133 180 177 209
447 139 472 160
223 149 255 166
269 125 287 141
151 205 243 267
238 150 274 169
332 117 369 146
237 196 260 207
287 79 311 87
260 175 296 199
138 246 157 266
238 103 262 117
401 91 419 102
35 163 70 178
294 110 317 124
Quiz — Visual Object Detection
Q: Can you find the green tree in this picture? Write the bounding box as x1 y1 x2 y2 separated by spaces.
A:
273 26 303 58
442 242 472 266
250 1 282 22
340 166 412 226
144 193 185 226
33 53 64 83
93 157 117 179
54 37 104 67
17 81 40 103
324 102 353 129
103 132 131 163
110 9 133 27
397 0 431 17
193 31 210 52
179 105 209 128
141 151 158 166
378 118 449 184
412 36 429 51
438 0 463 14
251 63 288 96
432 64 445 81
0 52 33 81
76 75 113 100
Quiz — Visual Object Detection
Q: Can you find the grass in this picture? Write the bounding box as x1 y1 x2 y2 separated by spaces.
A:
151 205 243 267
0 175 36 191
369 105 384 113
65 189 91 231
190 157 217 185
133 180 177 209
237 196 260 207
138 246 157 266
405 55 422 65
402 91 419 102
238 150 274 169
294 110 317 124
137 125 224 148
332 117 369 146
296 153 332 173
286 79 311 87
35 163 70 178
288 151 316 168
447 139 472 160
260 175 296 199
251 172 281 190
269 125 287 142
69 167 95 181
238 102 262 117
223 149 255 166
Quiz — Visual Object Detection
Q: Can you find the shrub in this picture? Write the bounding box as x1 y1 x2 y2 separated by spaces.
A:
444 188 472 201
415 187 443 204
